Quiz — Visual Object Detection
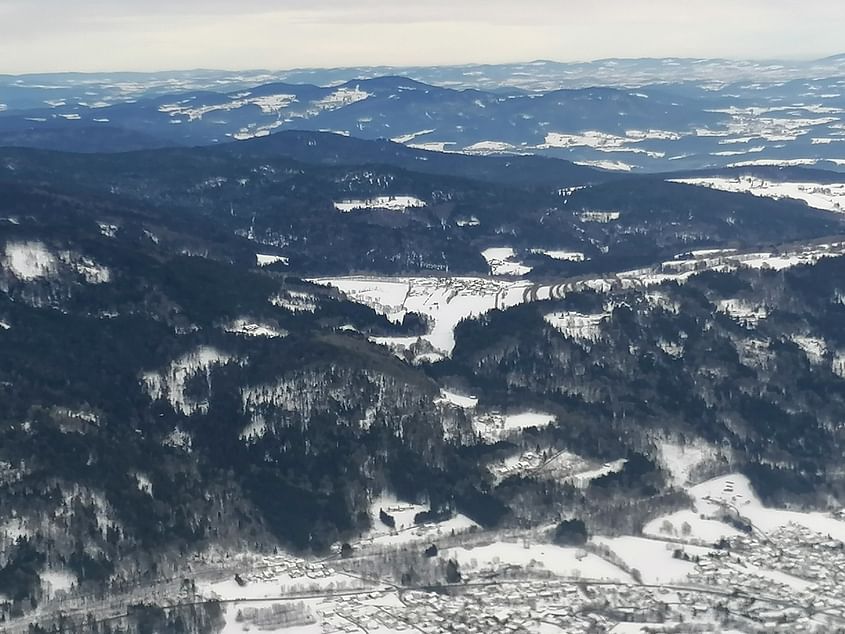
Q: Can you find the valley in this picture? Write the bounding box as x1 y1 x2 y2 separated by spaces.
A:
4 54 845 634
9 472 845 634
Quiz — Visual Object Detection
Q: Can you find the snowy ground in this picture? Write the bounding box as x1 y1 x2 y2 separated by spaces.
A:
591 536 711 584
472 411 555 441
256 254 289 267
1 240 111 284
40 570 76 597
2 241 58 280
643 509 743 543
445 541 633 582
544 311 609 343
309 276 537 355
312 244 845 359
717 298 769 326
359 494 479 548
645 471 845 547
224 318 287 338
671 175 845 213
434 389 478 409
690 473 845 540
530 249 587 262
574 159 636 171
142 346 235 415
334 196 426 212
540 131 667 158
481 247 533 276
657 439 719 488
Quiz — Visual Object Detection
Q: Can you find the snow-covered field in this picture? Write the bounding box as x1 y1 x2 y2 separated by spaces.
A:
481 247 532 276
257 254 289 267
334 196 426 212
463 140 520 154
530 249 587 262
307 86 371 114
313 243 845 359
643 509 743 543
591 536 710 584
159 93 297 121
40 570 76 597
541 131 667 158
544 311 609 343
224 318 287 338
671 176 845 213
446 541 632 582
360 494 479 548
435 389 478 409
657 439 719 488
690 473 845 540
565 459 627 488
645 471 845 550
574 159 636 171
472 411 555 441
390 129 435 144
309 276 537 354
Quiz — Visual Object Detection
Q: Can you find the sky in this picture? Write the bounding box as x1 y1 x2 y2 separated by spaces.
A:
2 0 845 74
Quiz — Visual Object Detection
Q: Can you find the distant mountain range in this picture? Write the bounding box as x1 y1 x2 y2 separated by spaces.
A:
3 57 845 171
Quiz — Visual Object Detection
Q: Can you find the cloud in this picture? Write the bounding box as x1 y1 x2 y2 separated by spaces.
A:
1 0 844 73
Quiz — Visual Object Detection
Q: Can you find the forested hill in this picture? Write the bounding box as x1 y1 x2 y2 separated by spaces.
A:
1 136 842 278
2 131 845 620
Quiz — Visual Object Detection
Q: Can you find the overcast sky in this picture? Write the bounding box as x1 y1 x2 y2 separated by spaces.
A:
2 0 844 74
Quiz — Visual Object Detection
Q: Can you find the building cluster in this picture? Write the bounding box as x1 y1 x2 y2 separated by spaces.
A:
300 521 845 633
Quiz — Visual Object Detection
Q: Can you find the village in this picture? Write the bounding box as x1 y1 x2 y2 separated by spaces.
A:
192 505 845 634
13 471 845 634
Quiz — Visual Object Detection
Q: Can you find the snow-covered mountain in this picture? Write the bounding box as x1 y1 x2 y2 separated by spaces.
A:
5 59 845 171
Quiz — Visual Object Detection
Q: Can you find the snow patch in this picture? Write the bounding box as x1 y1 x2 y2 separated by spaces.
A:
716 299 768 327
446 541 632 582
309 86 371 113
142 347 234 415
579 211 620 223
574 160 635 172
390 129 435 144
791 334 827 363
41 570 76 597
3 241 57 280
271 290 318 314
691 473 845 541
225 318 287 338
472 411 555 441
658 439 718 488
671 176 845 213
591 536 709 584
256 254 289 267
531 249 587 262
435 389 478 409
481 247 533 276
310 276 537 355
334 196 426 212
361 494 479 548
545 311 609 343
133 473 153 496
163 427 192 451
